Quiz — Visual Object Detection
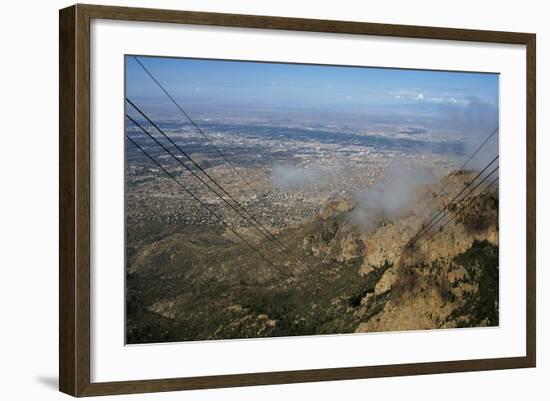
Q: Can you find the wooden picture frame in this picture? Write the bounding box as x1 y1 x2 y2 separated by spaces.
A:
59 3 536 397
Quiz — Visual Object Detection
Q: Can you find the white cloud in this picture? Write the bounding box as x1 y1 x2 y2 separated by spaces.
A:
388 90 478 105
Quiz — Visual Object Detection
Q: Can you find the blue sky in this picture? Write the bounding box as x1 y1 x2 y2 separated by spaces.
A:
126 55 498 112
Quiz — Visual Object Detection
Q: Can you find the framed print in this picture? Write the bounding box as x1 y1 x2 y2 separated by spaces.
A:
59 4 536 397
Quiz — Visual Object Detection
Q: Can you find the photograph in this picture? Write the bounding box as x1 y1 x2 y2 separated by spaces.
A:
124 55 500 344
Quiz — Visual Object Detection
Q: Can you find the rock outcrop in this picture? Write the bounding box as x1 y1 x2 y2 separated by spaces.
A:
318 199 355 220
337 232 365 262
354 171 499 334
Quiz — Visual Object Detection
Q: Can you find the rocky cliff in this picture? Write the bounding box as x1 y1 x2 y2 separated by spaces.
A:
126 170 499 343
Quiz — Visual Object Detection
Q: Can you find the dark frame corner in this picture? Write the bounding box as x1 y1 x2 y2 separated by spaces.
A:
59 3 536 397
